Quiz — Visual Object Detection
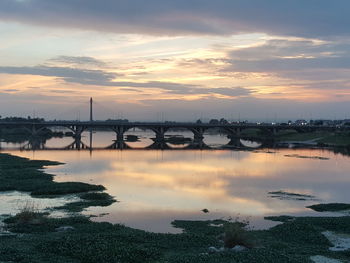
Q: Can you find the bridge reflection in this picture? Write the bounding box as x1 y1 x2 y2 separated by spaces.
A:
1 133 272 151
1 120 347 151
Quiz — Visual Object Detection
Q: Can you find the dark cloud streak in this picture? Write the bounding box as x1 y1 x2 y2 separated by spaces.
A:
0 65 118 86
0 65 253 97
48 56 107 67
0 0 349 38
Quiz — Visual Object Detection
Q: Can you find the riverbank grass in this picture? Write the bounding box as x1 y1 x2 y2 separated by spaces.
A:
0 153 106 197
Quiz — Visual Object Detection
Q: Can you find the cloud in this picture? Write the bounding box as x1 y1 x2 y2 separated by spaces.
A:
3 89 19 92
227 57 350 72
221 39 350 84
0 64 198 92
209 87 252 97
0 65 118 86
165 86 253 97
104 82 252 97
48 56 107 68
0 64 253 97
0 0 349 38
49 89 77 94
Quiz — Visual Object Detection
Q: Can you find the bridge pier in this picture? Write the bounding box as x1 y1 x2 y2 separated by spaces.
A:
152 127 168 143
227 137 242 148
31 125 38 136
116 133 124 142
191 127 205 147
74 136 82 150
108 140 130 150
224 127 241 140
235 128 241 137
65 140 86 150
70 125 85 150
26 137 46 150
112 126 129 144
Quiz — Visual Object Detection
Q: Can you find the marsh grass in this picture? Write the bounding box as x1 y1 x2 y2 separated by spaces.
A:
9 201 47 225
223 221 254 248
0 153 105 196
55 192 117 212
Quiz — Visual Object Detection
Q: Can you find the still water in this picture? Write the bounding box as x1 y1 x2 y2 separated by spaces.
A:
1 131 349 233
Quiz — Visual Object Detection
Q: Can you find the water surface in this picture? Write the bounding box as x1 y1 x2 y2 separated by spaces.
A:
1 131 349 233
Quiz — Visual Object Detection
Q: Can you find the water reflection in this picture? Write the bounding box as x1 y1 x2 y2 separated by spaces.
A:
2 144 350 233
0 130 274 151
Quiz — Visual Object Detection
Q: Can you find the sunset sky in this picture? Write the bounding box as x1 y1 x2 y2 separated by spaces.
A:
0 0 350 121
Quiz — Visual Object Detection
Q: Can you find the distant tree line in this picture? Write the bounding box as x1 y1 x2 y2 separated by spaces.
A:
0 116 45 123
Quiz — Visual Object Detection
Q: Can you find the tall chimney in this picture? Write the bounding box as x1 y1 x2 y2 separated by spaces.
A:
90 97 93 122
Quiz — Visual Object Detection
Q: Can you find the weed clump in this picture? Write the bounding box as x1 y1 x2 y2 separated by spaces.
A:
264 215 295 222
56 192 117 212
5 201 47 226
222 221 253 249
80 192 113 201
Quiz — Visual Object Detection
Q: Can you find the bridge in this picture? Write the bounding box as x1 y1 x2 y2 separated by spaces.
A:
0 98 348 150
0 120 347 150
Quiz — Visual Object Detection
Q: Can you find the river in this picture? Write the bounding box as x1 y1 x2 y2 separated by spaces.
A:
1 130 349 233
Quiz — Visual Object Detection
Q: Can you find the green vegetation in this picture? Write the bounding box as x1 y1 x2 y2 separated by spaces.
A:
0 126 64 144
284 154 329 160
2 152 350 262
237 128 350 149
222 222 253 248
307 203 350 212
5 201 49 226
276 130 350 147
264 215 295 223
276 130 329 142
55 192 117 212
0 153 105 197
2 215 350 262
318 132 350 146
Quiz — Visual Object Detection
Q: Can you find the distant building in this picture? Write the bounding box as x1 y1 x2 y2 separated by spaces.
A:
311 120 335 126
294 120 308 125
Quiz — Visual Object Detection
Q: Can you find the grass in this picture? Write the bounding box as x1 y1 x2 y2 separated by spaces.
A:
80 192 114 201
222 222 253 248
4 201 48 226
235 129 350 149
2 215 350 262
318 132 350 146
307 203 350 212
55 192 117 212
276 130 331 142
264 215 295 223
0 153 117 214
276 130 350 147
0 153 105 197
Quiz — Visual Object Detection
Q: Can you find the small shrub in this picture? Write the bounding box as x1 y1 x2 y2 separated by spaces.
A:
223 222 253 248
11 201 47 225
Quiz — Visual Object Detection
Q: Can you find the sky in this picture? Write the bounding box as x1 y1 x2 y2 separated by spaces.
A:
0 0 350 121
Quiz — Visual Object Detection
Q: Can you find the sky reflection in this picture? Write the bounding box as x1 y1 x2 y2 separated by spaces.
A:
5 145 350 232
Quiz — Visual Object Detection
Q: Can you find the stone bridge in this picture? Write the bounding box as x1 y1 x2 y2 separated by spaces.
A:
0 121 347 150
